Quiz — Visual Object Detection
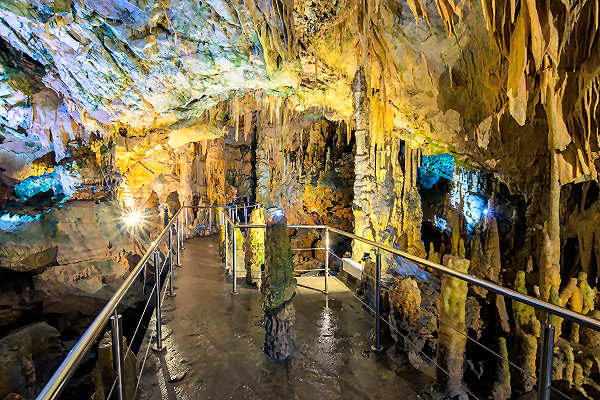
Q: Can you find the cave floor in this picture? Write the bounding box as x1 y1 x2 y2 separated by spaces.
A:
137 236 434 400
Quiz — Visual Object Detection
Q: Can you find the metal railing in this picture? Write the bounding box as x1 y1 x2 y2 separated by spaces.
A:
34 202 255 400
220 209 600 400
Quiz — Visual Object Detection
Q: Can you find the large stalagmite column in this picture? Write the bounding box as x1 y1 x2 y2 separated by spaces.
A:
437 254 469 399
180 143 194 208
262 208 296 360
351 67 376 260
245 207 265 287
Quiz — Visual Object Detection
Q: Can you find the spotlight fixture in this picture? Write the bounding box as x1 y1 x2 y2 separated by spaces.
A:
122 209 144 228
483 208 489 216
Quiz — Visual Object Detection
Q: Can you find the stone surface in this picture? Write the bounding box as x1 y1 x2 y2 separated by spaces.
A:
244 207 265 287
436 254 469 399
0 200 145 315
262 208 296 360
0 322 62 399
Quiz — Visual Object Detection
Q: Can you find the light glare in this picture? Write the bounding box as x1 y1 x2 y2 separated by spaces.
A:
122 210 144 228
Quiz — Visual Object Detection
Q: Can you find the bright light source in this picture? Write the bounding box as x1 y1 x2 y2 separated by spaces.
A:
267 207 284 218
483 208 489 216
122 209 144 228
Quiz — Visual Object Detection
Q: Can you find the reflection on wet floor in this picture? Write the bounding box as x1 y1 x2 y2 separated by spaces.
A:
138 236 433 399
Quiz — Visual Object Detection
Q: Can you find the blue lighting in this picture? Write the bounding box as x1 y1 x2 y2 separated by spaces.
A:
268 208 284 218
0 213 41 231
13 165 80 201
434 215 447 231
419 153 454 189
483 208 489 216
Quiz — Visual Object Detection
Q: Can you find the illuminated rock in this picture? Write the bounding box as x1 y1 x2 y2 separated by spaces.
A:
244 207 265 287
437 254 469 399
262 207 296 360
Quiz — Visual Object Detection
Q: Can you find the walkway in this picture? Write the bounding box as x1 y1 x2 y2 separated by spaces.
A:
138 236 433 399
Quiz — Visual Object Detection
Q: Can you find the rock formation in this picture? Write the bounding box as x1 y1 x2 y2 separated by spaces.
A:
0 323 62 399
0 0 600 398
437 254 469 399
244 207 265 287
262 208 296 361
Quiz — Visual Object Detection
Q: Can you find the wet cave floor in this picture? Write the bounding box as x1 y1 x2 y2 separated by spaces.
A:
138 237 434 399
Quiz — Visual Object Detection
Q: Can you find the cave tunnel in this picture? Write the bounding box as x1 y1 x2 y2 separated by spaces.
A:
1 1 600 399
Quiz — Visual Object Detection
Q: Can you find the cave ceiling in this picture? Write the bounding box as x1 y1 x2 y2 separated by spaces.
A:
0 0 598 193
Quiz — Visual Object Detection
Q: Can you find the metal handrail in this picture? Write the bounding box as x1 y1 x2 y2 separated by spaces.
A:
38 202 600 400
226 220 600 332
35 207 184 400
326 226 600 331
35 202 244 400
226 213 600 400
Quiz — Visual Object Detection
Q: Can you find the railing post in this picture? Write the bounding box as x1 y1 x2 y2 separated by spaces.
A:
232 224 238 295
179 212 185 250
209 207 212 235
244 205 248 224
225 218 229 273
176 213 181 267
167 226 175 297
152 249 164 352
538 314 555 400
110 310 125 400
372 248 383 353
184 207 188 241
324 228 329 294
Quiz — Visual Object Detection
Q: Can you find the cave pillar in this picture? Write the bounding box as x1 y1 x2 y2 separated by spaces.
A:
351 67 376 260
262 208 296 360
244 207 265 287
401 146 426 258
180 143 194 208
540 81 563 303
539 150 561 302
437 254 469 399
255 128 271 207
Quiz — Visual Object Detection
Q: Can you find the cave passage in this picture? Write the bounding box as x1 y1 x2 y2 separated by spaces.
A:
137 236 433 399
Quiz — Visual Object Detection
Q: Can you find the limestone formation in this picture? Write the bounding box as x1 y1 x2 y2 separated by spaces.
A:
437 254 469 399
262 208 296 361
391 277 422 325
244 208 265 287
0 201 145 315
0 323 62 399
1 0 600 398
492 337 511 400
512 271 540 392
93 331 137 400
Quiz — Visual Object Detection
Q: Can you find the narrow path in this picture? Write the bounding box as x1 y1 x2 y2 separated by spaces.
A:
138 236 433 399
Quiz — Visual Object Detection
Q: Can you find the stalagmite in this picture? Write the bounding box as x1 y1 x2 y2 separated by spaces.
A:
351 67 376 260
513 271 540 392
492 337 511 400
437 254 469 399
179 143 194 209
92 332 136 400
262 208 296 361
402 147 426 258
244 208 265 287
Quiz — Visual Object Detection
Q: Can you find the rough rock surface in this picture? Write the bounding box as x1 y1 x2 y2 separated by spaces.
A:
1 200 144 315
0 322 62 399
262 208 296 361
244 207 265 287
437 254 469 399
